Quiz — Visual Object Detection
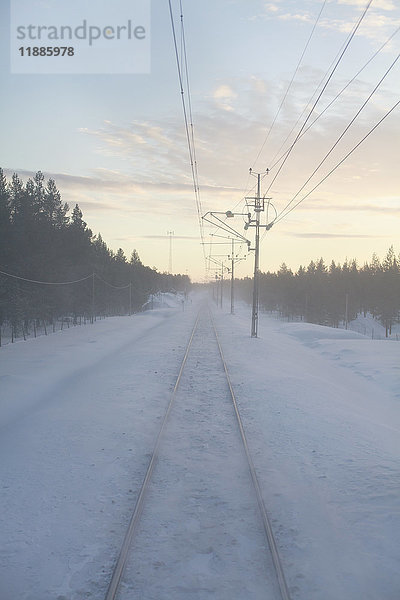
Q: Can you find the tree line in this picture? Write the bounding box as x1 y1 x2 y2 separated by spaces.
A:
0 169 190 341
233 248 400 337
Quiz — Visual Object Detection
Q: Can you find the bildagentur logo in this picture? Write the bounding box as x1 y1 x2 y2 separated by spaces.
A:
10 0 150 75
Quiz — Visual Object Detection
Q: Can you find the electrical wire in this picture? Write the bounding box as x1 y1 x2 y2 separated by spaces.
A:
202 214 250 244
199 0 327 266
180 2 201 212
0 269 132 290
267 37 355 172
246 0 375 244
276 51 400 221
238 1 329 215
274 98 400 224
251 0 328 171
94 273 131 289
181 8 206 260
168 0 207 267
0 269 92 286
264 0 374 197
269 24 400 173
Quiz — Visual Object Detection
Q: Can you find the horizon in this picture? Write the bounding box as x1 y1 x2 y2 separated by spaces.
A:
1 0 399 281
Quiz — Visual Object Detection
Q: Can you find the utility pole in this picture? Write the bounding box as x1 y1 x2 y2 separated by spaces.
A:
206 237 244 316
92 272 95 324
251 172 261 338
220 263 224 308
230 238 235 314
167 231 174 274
202 192 274 338
245 169 272 338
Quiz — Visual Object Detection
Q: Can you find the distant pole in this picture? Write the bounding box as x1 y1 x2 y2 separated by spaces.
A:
230 238 235 315
129 283 132 316
305 294 309 321
345 293 349 330
92 272 95 324
220 264 224 309
167 231 174 274
251 173 261 338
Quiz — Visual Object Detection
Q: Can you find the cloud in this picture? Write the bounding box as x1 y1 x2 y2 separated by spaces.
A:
213 84 238 112
285 232 388 239
299 203 400 214
2 167 236 194
264 3 280 13
2 166 244 219
261 0 400 44
137 234 200 240
278 12 312 23
214 84 237 99
338 0 396 10
318 12 400 43
79 120 185 183
7 57 398 229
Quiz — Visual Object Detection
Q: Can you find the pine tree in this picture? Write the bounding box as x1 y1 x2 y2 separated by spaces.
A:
44 178 69 228
130 249 142 265
9 173 27 224
33 171 45 220
379 246 400 336
0 168 11 265
0 169 189 334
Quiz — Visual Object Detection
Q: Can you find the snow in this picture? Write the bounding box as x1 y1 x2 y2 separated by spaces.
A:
0 293 399 599
120 310 280 599
345 312 400 341
215 304 400 599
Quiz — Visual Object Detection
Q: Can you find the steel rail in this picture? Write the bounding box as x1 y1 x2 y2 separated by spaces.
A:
104 309 201 600
209 309 292 600
105 305 290 600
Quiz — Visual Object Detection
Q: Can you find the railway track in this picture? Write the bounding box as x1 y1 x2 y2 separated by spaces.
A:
104 305 291 600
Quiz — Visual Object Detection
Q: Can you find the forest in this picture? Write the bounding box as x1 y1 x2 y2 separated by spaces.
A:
234 249 400 337
1 169 398 343
0 169 190 343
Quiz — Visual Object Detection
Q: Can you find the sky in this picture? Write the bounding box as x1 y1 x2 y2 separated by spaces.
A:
0 0 399 282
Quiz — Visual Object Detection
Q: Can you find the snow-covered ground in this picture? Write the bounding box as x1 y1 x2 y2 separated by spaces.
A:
0 293 399 599
274 310 400 341
119 308 281 599
345 312 400 341
216 303 400 599
0 292 186 346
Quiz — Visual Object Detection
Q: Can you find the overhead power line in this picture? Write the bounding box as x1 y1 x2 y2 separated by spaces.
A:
264 0 374 197
94 273 132 289
269 24 400 173
180 2 200 204
0 269 132 290
268 34 360 172
251 0 328 171
275 51 400 221
0 269 92 286
168 0 207 267
274 98 400 224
